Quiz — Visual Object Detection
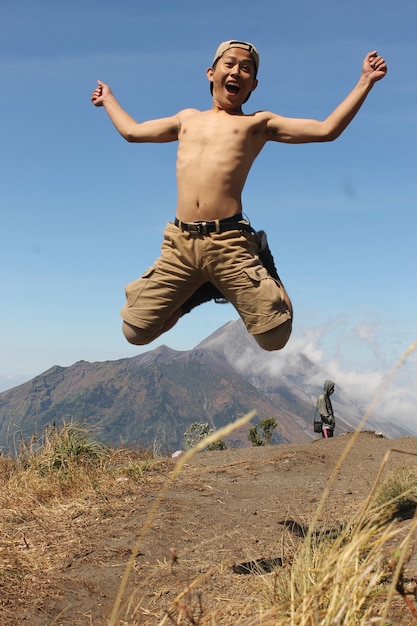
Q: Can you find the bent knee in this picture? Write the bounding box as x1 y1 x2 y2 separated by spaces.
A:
122 321 151 345
253 319 292 352
122 310 181 346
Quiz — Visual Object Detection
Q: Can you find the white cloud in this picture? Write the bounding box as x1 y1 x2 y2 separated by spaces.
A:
233 316 417 433
297 321 417 431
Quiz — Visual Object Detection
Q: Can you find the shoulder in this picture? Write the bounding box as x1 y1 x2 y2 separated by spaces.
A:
245 110 287 137
176 108 206 127
240 110 275 124
251 110 283 122
177 107 204 119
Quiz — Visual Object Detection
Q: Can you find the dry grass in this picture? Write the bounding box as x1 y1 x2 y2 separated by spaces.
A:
256 506 416 625
0 422 168 622
373 466 417 513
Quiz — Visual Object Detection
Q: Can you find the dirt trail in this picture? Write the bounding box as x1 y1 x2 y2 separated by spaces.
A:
4 432 417 625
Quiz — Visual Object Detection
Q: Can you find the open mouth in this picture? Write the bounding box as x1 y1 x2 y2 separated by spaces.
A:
226 82 240 95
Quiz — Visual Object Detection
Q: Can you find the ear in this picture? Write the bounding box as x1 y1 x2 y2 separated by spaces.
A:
206 67 214 83
250 78 258 92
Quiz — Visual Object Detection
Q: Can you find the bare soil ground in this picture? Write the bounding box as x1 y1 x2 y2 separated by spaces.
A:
2 432 417 625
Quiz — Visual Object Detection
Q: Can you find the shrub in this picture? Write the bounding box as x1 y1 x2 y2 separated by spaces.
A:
184 422 226 451
247 424 264 446
259 417 277 445
248 418 277 446
207 439 227 451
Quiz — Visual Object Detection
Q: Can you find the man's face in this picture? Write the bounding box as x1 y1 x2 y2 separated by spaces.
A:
207 47 258 108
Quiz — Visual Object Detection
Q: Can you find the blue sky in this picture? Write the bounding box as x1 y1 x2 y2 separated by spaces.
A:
1 1 416 431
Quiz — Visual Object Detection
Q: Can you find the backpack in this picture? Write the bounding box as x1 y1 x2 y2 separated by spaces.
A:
313 409 322 433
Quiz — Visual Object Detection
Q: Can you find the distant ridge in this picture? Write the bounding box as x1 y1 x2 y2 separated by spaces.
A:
0 321 413 452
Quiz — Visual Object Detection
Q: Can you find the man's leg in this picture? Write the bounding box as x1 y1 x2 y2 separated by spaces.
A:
197 228 293 352
121 223 203 345
122 309 182 346
253 231 293 351
253 318 292 351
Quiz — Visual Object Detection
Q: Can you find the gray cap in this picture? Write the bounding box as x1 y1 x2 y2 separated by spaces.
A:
212 40 259 73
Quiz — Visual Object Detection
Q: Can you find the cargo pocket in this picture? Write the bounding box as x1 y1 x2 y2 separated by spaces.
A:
242 264 271 285
125 264 157 309
241 264 289 317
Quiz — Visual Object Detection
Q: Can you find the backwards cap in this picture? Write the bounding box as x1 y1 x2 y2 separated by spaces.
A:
212 40 259 74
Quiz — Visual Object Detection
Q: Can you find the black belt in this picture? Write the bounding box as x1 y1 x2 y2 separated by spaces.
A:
174 214 253 235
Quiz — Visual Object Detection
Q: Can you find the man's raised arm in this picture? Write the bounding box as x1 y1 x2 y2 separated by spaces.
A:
266 51 387 144
91 80 179 143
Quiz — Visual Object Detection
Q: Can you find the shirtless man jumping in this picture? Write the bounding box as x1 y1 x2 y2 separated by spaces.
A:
91 40 387 352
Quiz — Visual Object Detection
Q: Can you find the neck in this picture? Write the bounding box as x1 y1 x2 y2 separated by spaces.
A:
211 98 244 115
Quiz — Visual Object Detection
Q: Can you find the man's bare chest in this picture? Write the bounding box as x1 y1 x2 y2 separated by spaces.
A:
181 124 261 156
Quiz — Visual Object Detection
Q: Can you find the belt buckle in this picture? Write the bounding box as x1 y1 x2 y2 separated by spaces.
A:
195 221 208 235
